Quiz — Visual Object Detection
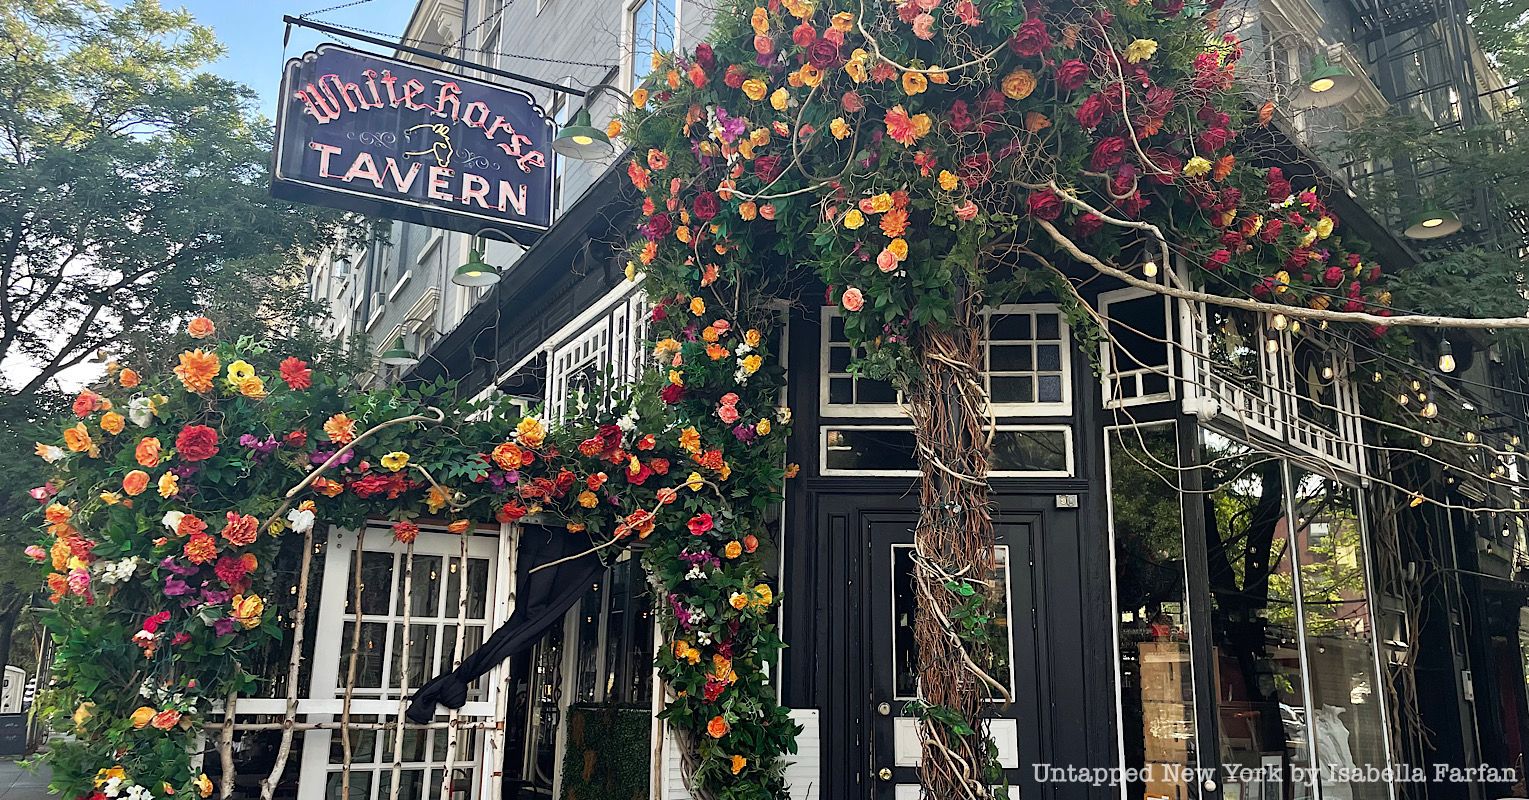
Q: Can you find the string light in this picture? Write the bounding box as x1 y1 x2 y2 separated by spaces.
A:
1142 260 1158 278
1438 339 1456 374
1321 366 1335 380
1411 380 1423 392
1264 329 1280 354
1421 435 1433 447
1372 371 1383 383
1289 319 1301 335
1396 392 1410 407
1421 401 1438 418
1272 313 1289 331
1465 431 1479 443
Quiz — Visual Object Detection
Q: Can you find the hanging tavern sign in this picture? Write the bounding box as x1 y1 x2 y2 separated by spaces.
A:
273 44 554 243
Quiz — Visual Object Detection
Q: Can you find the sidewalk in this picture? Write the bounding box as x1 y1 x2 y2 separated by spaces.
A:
0 758 51 799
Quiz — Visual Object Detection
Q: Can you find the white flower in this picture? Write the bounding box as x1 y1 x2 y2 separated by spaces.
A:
687 606 708 625
616 408 640 432
696 630 713 645
103 777 124 798
734 341 754 356
685 565 708 581
776 406 793 425
161 511 185 532
125 784 154 800
734 365 753 384
286 507 316 534
36 445 64 463
128 397 154 428
98 557 141 585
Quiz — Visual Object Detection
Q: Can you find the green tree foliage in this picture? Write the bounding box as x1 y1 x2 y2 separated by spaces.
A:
0 0 347 404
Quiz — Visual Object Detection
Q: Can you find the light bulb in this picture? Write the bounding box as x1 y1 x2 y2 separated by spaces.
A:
1466 431 1478 443
1513 435 1522 447
1264 331 1280 354
1439 339 1456 373
1272 313 1289 331
1421 435 1433 447
1142 260 1158 277
1372 371 1383 383
1421 402 1438 418
1411 380 1423 391
1321 366 1335 380
1290 320 1301 334
1396 393 1409 406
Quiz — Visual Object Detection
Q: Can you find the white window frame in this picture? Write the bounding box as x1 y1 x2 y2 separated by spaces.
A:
545 284 649 419
623 0 680 93
819 304 1072 418
1099 287 1176 408
819 424 1074 478
223 522 516 800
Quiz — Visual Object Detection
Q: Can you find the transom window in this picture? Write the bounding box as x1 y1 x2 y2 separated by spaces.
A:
821 305 1072 417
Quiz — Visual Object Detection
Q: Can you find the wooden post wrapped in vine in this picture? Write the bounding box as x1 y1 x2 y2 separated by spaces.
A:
906 287 1007 798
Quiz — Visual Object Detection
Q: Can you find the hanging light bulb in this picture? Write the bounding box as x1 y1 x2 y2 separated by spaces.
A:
1465 431 1478 443
1438 338 1456 373
1290 319 1302 335
1272 313 1289 331
1513 435 1522 447
1396 392 1410 406
1421 435 1433 447
1264 329 1281 354
1421 401 1438 418
1410 380 1423 392
1372 371 1383 383
1142 260 1159 278
1321 365 1335 380
1318 320 1329 330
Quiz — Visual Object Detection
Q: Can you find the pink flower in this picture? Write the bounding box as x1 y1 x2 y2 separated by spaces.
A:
877 249 900 272
720 392 740 406
954 201 979 221
911 12 935 39
954 0 981 24
842 287 865 311
24 545 45 562
719 404 740 424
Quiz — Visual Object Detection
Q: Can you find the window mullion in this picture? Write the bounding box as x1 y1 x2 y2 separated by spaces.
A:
1284 461 1325 800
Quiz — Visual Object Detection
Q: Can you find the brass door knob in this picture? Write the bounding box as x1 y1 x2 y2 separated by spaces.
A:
877 702 892 716
877 767 893 781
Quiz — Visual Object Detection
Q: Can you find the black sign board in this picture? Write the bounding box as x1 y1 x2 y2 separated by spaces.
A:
273 44 554 244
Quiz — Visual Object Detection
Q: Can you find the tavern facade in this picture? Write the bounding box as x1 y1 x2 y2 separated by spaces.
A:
283 0 1529 798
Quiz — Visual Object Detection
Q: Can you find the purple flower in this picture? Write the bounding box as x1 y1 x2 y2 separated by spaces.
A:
161 557 198 576
732 423 758 443
164 577 191 597
201 587 231 605
714 109 747 143
239 433 280 456
213 618 237 637
309 449 356 466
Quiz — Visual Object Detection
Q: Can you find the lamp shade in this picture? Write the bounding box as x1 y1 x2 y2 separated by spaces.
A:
551 107 614 160
452 249 500 287
1403 209 1463 240
380 336 419 367
1294 57 1361 108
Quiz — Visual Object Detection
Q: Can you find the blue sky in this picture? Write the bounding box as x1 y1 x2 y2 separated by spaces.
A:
171 0 422 116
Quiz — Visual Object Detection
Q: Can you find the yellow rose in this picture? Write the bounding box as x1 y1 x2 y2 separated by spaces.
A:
517 416 548 447
1315 216 1335 239
830 117 851 140
73 702 95 730
237 376 266 399
830 11 854 31
685 471 706 491
799 64 822 88
741 354 763 374
938 170 958 191
690 297 707 316
739 201 758 220
158 471 179 499
1001 69 1036 100
888 238 908 259
724 541 743 559
195 774 214 799
751 6 769 34
1183 156 1212 178
756 418 772 436
231 593 265 629
843 209 866 229
730 592 749 610
750 127 770 146
1124 38 1159 63
752 583 774 607
632 88 649 107
741 79 768 102
845 49 868 82
911 113 933 138
130 706 156 729
902 70 928 96
578 490 599 508
869 193 893 213
744 329 763 347
770 87 789 111
380 451 411 472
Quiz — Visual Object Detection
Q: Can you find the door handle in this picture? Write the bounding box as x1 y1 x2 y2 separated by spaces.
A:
876 701 892 716
877 767 893 781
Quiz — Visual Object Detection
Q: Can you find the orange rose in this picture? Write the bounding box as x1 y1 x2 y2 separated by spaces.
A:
186 316 215 339
100 412 125 435
135 437 161 467
130 706 155 729
118 368 140 388
491 442 523 471
150 709 182 730
174 349 219 394
122 470 150 496
63 423 96 457
707 715 730 738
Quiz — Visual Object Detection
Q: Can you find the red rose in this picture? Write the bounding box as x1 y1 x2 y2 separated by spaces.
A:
688 513 714 535
660 383 686 404
1143 86 1176 116
176 425 219 462
807 38 841 69
1089 136 1128 172
1266 167 1292 202
695 42 716 70
1324 266 1344 286
1055 59 1089 91
1154 0 1185 15
754 155 785 183
1026 190 1063 221
1076 94 1108 129
284 429 308 448
841 91 864 112
1260 218 1284 243
724 64 746 89
791 22 815 47
1074 213 1104 238
1009 18 1051 57
693 191 720 221
1206 249 1231 271
497 501 528 523
1197 126 1234 152
642 212 674 241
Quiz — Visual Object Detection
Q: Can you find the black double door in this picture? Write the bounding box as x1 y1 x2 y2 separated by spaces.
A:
796 489 1113 800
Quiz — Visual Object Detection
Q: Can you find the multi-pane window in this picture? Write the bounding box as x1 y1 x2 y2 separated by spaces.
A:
546 289 648 419
628 0 676 90
821 305 1071 417
1099 289 1173 407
